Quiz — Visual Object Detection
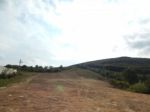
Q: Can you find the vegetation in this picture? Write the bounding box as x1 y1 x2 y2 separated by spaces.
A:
67 67 103 80
128 82 149 93
74 57 150 94
5 64 64 73
0 64 64 87
100 69 150 94
110 79 129 89
0 72 32 87
2 57 150 94
0 70 16 79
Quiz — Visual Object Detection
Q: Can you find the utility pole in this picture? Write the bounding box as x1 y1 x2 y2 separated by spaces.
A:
19 59 23 67
19 59 23 68
18 59 23 71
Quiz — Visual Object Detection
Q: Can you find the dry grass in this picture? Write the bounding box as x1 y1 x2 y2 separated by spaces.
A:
0 69 150 112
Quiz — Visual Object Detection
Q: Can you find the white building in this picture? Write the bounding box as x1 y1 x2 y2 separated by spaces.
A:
0 66 17 75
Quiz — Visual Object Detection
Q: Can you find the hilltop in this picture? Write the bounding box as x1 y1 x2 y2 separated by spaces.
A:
74 57 150 73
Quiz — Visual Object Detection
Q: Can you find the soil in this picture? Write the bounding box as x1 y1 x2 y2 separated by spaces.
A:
0 70 150 112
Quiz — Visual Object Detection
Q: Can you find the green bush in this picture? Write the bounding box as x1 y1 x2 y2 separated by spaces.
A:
110 79 129 89
128 82 149 94
144 79 150 93
144 79 150 88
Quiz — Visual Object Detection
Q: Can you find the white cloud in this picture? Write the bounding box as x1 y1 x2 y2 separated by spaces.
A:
1 0 150 66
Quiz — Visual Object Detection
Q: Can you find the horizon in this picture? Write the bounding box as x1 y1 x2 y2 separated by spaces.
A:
1 56 150 67
0 0 150 66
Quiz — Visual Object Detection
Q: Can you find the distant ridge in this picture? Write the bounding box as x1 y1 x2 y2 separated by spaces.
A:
75 56 150 66
73 57 150 73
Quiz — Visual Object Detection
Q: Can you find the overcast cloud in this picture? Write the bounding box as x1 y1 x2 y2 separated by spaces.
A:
0 0 150 66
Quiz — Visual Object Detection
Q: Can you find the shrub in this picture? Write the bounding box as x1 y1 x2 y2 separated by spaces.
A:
144 79 150 88
144 79 150 93
0 72 27 87
110 79 129 89
128 82 149 94
123 69 139 84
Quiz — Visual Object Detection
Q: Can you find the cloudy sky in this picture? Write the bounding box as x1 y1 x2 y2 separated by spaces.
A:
0 0 150 66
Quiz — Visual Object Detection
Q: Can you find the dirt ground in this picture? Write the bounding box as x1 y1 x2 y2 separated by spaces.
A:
0 69 150 112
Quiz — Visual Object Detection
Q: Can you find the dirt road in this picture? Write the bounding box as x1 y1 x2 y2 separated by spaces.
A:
0 69 150 112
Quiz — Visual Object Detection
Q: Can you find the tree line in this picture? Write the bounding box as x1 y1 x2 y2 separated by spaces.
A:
5 64 64 73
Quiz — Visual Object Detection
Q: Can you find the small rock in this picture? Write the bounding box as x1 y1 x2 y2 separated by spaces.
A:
19 96 24 98
96 107 101 111
8 94 12 97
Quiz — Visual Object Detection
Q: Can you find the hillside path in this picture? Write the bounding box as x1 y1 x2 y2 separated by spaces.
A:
0 69 150 112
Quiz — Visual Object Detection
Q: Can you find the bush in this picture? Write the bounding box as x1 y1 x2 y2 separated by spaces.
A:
110 79 129 89
144 79 150 93
144 79 150 88
0 72 29 87
128 82 149 94
123 69 139 84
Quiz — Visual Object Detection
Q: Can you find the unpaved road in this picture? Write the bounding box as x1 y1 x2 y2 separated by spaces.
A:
0 69 150 112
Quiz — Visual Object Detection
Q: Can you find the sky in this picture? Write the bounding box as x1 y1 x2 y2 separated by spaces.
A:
0 0 150 66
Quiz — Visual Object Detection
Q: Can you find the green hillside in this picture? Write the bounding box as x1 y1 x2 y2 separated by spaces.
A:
74 57 150 74
73 57 150 94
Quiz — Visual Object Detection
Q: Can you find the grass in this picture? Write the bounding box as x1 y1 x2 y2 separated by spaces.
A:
67 67 103 80
0 72 34 87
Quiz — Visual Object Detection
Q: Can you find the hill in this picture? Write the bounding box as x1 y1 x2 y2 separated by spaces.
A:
74 56 150 74
73 57 150 94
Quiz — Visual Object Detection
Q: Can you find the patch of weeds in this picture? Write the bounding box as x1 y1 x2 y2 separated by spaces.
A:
0 72 33 87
